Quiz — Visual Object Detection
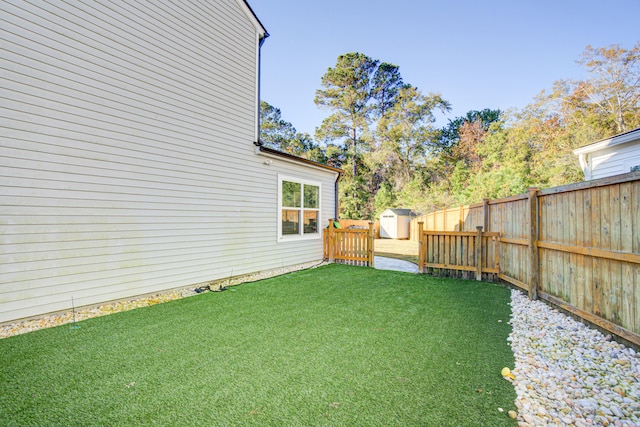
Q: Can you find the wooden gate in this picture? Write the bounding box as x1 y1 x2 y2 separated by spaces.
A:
417 224 500 281
324 220 375 267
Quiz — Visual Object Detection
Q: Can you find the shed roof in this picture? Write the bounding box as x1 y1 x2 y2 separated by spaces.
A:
381 208 413 216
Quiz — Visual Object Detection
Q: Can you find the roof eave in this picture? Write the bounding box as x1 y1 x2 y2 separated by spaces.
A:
237 0 269 39
573 127 640 155
256 145 344 175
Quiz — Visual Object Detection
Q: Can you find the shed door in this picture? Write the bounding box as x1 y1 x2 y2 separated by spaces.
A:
380 215 396 238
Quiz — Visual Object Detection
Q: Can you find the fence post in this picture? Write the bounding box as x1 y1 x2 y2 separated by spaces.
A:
483 198 490 232
327 219 335 263
527 188 539 300
417 221 425 273
368 221 375 267
475 226 483 281
458 206 464 231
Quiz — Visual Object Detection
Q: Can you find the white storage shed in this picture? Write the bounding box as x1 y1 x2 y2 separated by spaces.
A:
379 209 413 239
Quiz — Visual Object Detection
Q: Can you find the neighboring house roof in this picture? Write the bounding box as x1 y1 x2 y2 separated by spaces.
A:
573 127 640 155
573 127 640 180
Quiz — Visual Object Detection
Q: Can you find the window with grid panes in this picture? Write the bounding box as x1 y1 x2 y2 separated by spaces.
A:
279 176 320 240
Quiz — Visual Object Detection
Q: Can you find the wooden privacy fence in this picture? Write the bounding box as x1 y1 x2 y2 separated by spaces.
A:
410 205 485 241
413 171 640 347
324 220 375 267
335 219 381 238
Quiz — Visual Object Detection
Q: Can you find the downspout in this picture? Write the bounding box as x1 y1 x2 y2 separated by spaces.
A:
254 26 342 220
255 31 269 145
334 171 342 219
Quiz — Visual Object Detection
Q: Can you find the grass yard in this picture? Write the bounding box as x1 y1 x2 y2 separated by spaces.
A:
0 264 517 426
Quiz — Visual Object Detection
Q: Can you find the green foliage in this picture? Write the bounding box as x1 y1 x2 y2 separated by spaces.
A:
281 180 301 207
315 52 450 218
371 63 404 117
337 162 373 219
438 109 502 151
422 43 639 210
450 161 472 204
373 182 396 218
0 265 517 426
262 43 639 218
260 100 296 147
260 101 325 162
570 42 640 133
394 172 433 213
315 52 379 151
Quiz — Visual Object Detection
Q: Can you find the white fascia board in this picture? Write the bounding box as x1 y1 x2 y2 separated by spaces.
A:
255 146 341 177
235 0 268 38
573 128 640 155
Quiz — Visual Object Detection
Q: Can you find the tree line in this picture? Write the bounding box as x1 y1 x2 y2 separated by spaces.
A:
260 43 640 219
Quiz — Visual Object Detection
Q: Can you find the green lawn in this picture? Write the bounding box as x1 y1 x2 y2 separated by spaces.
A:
0 264 517 426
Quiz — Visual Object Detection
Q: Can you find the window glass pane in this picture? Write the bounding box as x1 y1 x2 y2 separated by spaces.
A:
282 181 301 207
303 210 318 234
304 184 319 209
282 209 300 235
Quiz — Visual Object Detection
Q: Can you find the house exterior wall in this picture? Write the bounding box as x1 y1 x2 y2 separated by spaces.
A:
574 128 640 181
589 143 640 180
0 1 337 323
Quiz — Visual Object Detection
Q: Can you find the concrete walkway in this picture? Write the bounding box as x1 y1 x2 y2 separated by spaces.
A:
374 256 419 273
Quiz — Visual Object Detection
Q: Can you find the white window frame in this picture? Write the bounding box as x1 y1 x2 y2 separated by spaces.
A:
277 174 321 242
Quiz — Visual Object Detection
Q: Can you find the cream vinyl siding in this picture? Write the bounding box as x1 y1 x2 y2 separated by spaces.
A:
0 1 336 322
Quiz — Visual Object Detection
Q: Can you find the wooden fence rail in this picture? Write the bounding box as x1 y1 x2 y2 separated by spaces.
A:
324 220 375 267
412 171 640 347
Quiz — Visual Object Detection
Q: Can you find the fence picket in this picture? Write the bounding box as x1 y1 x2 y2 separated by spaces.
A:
409 172 640 346
324 221 374 267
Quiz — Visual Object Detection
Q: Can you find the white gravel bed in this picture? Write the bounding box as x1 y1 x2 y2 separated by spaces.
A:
508 289 640 427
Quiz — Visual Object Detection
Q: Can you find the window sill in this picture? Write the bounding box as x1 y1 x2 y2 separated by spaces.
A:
278 234 321 243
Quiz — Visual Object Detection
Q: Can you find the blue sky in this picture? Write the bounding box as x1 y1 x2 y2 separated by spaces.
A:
249 0 639 136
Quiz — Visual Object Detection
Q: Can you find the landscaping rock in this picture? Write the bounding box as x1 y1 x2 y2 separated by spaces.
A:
508 289 640 427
